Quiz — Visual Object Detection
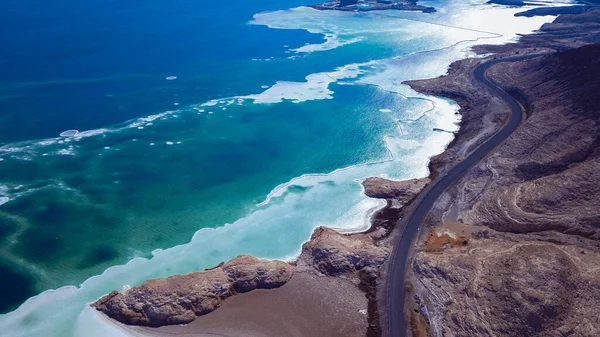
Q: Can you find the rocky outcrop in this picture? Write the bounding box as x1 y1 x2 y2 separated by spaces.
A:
92 226 393 328
92 255 293 327
363 177 430 201
300 227 390 277
413 231 600 337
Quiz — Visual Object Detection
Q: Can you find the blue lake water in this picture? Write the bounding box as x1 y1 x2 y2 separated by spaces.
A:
0 0 557 335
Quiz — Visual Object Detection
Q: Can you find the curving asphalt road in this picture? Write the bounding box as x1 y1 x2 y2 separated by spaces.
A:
385 54 543 337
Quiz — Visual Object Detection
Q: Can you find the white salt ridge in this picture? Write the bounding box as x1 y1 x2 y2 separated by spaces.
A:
296 34 363 53
60 130 79 137
241 64 365 104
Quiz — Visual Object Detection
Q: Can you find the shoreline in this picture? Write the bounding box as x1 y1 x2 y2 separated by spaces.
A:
85 4 588 336
91 176 430 336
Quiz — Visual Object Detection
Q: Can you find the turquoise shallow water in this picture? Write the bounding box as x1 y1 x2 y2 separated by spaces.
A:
0 0 560 335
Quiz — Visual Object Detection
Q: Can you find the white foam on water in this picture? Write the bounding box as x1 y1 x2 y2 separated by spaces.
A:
379 109 392 113
0 196 9 206
165 76 177 81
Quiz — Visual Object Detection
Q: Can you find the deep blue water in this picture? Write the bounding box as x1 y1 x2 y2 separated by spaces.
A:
0 0 322 143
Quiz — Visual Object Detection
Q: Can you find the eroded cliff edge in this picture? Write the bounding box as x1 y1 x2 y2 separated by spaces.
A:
400 8 600 337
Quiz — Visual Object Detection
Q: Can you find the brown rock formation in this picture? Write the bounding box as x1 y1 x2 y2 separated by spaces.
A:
300 226 390 276
92 255 293 327
92 224 393 330
413 231 600 337
363 177 430 201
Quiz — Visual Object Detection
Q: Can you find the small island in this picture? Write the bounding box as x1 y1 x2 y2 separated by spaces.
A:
310 0 436 13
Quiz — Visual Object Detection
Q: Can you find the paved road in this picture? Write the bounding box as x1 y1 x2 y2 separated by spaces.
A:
385 54 541 337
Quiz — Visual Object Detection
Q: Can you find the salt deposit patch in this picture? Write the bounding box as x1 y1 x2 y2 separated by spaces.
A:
251 8 364 53
57 148 75 156
295 34 363 53
60 130 79 137
246 73 335 104
244 64 364 104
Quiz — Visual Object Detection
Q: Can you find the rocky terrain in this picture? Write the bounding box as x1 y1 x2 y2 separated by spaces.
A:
363 177 430 202
400 8 600 337
92 255 294 327
92 177 427 335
